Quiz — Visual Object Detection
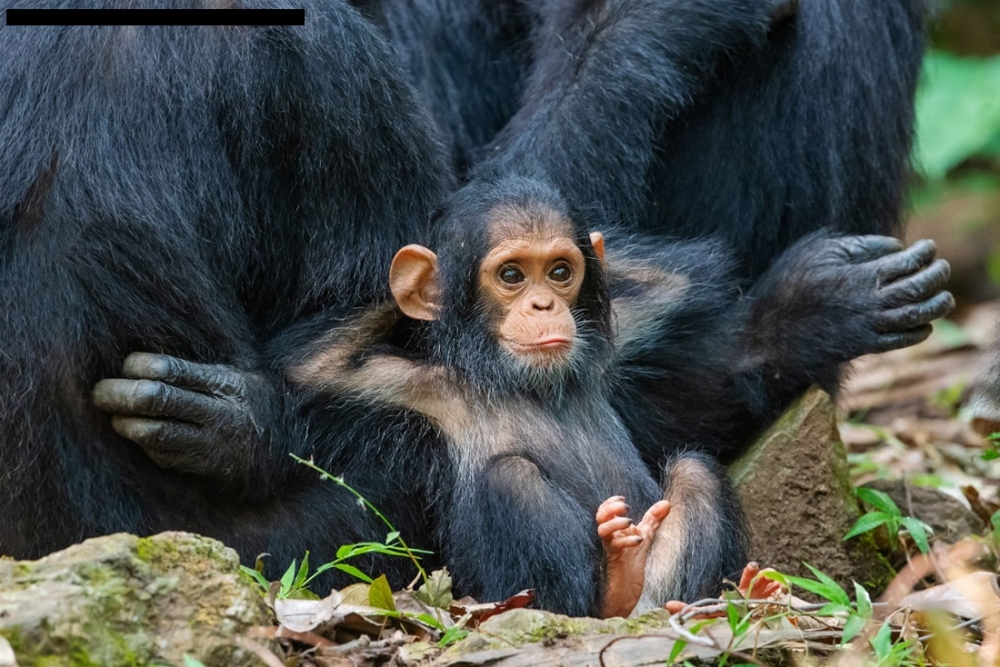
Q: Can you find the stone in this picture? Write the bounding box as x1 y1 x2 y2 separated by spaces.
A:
729 388 895 595
0 532 272 667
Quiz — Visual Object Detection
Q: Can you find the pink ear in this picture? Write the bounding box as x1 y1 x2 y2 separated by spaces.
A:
590 232 605 265
390 245 441 321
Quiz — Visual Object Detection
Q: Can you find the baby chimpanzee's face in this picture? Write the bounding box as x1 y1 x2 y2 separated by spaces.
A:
478 224 586 367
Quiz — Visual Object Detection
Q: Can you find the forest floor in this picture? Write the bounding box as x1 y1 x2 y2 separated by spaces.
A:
839 298 1000 512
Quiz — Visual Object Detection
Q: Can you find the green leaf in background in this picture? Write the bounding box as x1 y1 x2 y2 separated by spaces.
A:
279 559 297 596
844 511 894 541
841 614 867 645
333 563 374 583
915 51 1000 180
900 516 933 554
854 582 873 620
855 487 900 515
870 620 894 661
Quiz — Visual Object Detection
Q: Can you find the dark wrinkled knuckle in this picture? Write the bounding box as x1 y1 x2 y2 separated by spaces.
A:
136 420 166 448
164 356 184 382
151 384 172 413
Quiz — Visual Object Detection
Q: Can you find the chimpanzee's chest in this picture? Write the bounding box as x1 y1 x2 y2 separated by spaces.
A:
448 398 661 511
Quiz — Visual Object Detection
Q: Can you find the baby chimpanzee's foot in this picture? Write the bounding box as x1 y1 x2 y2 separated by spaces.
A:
596 496 671 618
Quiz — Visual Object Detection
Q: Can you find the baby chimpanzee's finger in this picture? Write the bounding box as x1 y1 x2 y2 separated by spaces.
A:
595 496 629 524
598 516 635 540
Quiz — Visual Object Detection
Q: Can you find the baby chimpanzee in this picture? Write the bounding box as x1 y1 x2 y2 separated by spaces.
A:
285 176 952 616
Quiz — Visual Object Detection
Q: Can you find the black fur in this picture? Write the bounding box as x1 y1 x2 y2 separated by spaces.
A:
372 0 928 279
0 0 449 578
2 0 945 617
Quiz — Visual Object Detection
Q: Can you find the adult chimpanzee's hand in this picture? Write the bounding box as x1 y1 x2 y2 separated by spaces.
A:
93 353 276 481
747 233 955 373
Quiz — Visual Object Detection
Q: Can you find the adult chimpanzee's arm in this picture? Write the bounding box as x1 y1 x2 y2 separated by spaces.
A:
84 1 450 504
608 233 954 466
93 303 460 490
474 0 793 227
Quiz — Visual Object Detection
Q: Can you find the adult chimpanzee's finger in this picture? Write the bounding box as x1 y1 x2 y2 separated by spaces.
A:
121 352 242 395
93 378 217 423
873 239 937 283
835 235 904 263
109 416 206 458
872 326 933 353
880 259 951 308
877 291 955 332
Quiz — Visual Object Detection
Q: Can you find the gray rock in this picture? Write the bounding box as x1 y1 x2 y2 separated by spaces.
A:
0 532 272 667
730 388 895 595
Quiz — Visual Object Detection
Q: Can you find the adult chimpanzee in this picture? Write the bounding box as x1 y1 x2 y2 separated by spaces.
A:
4 0 937 615
0 0 450 579
367 0 927 281
970 342 1000 437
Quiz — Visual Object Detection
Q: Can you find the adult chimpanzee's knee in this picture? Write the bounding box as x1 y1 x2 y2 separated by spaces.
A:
0 0 449 583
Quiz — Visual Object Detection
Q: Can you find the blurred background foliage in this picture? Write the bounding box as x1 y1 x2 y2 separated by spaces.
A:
913 0 1000 306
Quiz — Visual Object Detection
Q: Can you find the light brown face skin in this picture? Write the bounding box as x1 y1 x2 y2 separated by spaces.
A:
478 229 585 365
388 214 604 370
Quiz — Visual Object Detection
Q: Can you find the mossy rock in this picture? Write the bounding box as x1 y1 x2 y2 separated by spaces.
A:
0 532 271 667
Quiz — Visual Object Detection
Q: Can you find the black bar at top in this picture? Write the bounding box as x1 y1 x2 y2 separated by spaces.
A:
6 8 305 26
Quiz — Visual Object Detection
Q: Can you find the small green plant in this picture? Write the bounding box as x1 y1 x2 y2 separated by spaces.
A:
869 619 918 667
763 564 872 645
844 487 933 554
240 454 432 599
183 657 207 667
984 433 1000 461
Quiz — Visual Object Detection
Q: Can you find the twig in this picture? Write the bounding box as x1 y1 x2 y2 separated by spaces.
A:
237 637 287 667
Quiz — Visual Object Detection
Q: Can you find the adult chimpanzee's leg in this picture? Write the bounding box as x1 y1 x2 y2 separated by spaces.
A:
1 0 449 582
467 0 790 232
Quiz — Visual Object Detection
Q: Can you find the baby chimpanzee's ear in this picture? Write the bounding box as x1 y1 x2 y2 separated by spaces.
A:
390 245 442 321
590 232 605 265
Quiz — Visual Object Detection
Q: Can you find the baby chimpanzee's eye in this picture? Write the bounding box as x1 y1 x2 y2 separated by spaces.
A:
499 265 525 285
549 264 572 283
